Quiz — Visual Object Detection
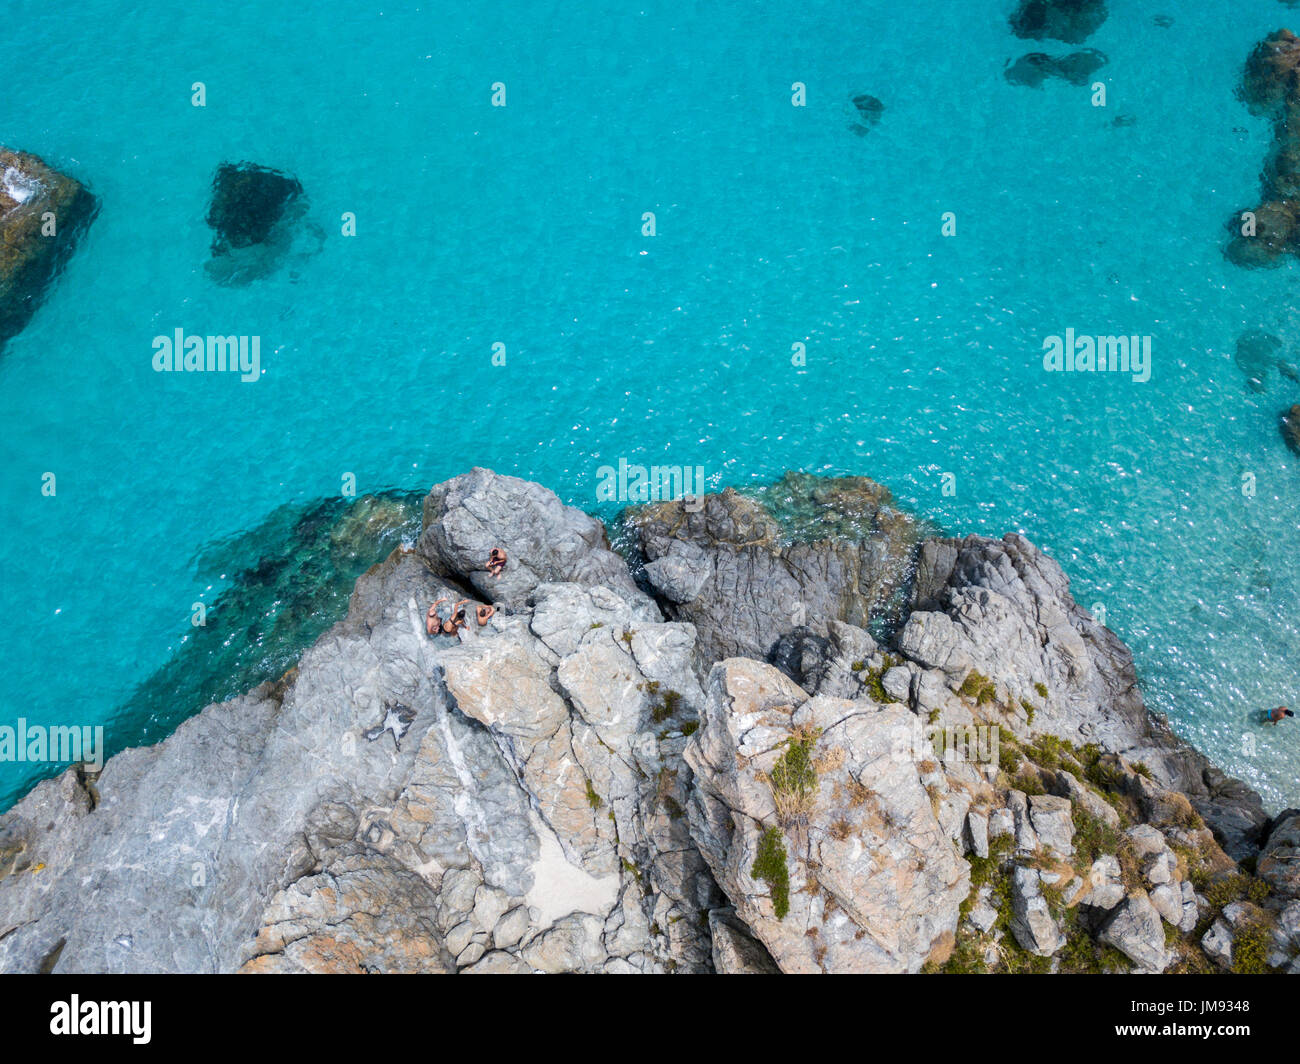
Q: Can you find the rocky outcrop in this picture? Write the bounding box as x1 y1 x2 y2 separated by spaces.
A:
900 533 1270 858
1227 30 1300 267
629 472 922 665
684 658 969 972
0 471 715 973
0 469 1287 974
0 148 97 350
420 467 642 611
1258 811 1300 899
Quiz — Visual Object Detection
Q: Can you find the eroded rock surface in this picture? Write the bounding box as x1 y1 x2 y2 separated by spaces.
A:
0 470 1284 974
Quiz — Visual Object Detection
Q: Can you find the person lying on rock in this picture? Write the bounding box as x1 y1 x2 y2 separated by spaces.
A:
1264 705 1295 725
487 547 507 579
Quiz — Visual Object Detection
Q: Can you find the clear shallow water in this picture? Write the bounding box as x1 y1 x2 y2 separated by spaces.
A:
2 0 1300 810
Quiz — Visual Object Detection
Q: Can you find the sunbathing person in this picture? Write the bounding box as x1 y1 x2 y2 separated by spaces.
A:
426 598 448 637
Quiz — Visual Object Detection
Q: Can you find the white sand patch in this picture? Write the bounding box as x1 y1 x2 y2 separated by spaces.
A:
525 811 619 928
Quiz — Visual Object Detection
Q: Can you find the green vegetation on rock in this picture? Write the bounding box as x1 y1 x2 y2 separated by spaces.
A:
751 827 791 920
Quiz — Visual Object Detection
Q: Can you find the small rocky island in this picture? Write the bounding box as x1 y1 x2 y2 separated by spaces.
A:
0 147 96 351
0 469 1295 973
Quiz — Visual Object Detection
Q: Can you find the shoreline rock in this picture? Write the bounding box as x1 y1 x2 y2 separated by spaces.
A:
0 469 1290 974
0 147 97 351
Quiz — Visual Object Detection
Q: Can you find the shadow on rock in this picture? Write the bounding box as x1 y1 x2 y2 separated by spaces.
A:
624 471 931 664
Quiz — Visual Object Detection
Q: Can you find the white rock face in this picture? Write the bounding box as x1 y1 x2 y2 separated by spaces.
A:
684 658 969 973
1009 866 1064 956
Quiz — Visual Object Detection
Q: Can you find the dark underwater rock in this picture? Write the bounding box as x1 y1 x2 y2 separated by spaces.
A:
1004 49 1107 88
207 162 302 250
847 94 885 137
1240 29 1300 115
1234 330 1284 392
205 161 320 285
1224 198 1300 267
120 490 424 747
1010 0 1108 44
1004 52 1055 88
0 148 97 351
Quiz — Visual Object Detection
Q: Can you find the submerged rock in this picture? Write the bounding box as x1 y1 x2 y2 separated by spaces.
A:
848 93 884 136
0 148 97 351
205 161 320 285
1004 49 1107 88
1228 31 1300 267
207 162 302 250
1009 0 1108 44
851 94 884 122
116 490 424 753
1234 329 1283 391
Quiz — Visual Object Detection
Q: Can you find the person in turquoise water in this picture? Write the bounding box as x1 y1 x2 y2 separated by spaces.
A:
1263 706 1295 725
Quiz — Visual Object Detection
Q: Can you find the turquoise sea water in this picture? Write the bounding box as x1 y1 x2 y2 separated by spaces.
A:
3 0 1300 811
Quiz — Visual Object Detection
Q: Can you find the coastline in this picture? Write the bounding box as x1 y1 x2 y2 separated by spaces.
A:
1 468 1294 974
